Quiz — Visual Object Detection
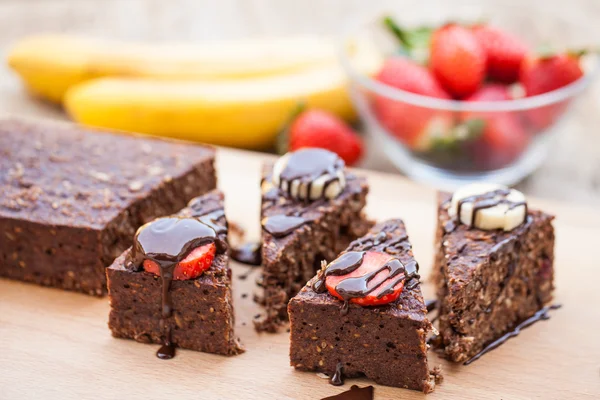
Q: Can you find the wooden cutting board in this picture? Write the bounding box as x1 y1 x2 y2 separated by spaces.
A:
1 148 599 400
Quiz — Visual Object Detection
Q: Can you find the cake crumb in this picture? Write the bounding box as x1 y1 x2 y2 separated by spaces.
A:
432 366 443 384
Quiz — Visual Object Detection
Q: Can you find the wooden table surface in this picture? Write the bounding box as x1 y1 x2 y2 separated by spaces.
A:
1 147 600 399
1 0 599 208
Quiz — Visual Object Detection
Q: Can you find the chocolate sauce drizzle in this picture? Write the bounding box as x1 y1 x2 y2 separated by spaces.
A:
156 327 175 360
278 148 344 202
230 241 262 266
196 209 228 235
347 231 389 251
312 250 420 315
463 304 562 365
329 362 345 386
262 214 310 238
321 385 374 400
456 189 527 228
126 216 226 359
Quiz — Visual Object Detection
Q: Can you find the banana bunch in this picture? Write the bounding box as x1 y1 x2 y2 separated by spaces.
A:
8 34 382 149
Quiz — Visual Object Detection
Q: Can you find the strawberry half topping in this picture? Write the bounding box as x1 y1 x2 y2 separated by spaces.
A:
143 242 216 280
324 251 414 306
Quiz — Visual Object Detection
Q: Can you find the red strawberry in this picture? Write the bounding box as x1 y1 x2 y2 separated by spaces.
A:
430 24 486 98
463 83 512 103
325 251 405 306
521 53 584 95
373 57 454 150
143 242 216 280
462 85 529 169
472 25 529 83
520 53 583 130
288 110 363 166
471 114 529 169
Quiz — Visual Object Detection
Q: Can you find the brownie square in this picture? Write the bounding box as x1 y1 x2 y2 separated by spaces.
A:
432 192 555 363
257 165 371 332
0 118 216 295
107 190 243 356
288 220 436 393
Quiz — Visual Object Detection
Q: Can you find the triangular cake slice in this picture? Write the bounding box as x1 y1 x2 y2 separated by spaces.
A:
288 219 437 393
107 190 243 357
256 149 372 332
432 187 555 363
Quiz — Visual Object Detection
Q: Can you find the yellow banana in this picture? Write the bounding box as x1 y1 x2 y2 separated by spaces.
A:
8 34 340 103
64 38 382 150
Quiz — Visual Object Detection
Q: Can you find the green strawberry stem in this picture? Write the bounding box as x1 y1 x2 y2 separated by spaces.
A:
382 16 433 64
460 118 486 140
535 45 590 60
383 16 413 49
275 102 306 155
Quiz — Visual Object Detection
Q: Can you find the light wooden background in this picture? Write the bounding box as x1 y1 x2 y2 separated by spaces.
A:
1 0 600 206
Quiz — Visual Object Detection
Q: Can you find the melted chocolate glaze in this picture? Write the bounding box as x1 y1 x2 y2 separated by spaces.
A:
279 148 344 202
329 362 344 386
197 209 228 235
463 304 561 365
321 385 374 400
231 242 262 266
126 216 226 359
262 214 309 238
456 188 527 229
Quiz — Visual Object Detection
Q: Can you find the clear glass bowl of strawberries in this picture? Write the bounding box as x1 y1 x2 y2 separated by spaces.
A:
340 5 598 187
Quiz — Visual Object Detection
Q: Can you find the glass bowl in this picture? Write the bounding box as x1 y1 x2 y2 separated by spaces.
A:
339 1 599 189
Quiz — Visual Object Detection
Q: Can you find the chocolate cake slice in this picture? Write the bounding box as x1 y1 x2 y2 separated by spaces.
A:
256 149 371 332
0 118 216 295
107 190 243 357
432 185 555 363
288 219 437 393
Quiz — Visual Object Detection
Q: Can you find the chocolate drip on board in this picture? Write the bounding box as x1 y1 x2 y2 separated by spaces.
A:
278 148 344 202
463 304 561 365
456 189 527 228
329 362 345 386
156 327 175 359
321 385 374 400
126 216 226 359
231 241 262 266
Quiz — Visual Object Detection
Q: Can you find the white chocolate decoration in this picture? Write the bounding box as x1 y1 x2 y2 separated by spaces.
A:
271 148 346 201
448 183 527 231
